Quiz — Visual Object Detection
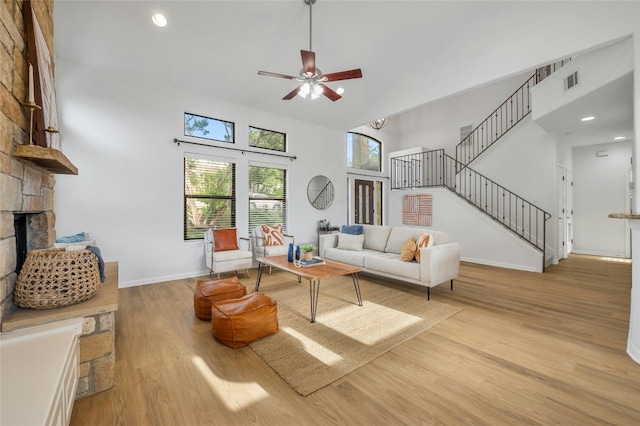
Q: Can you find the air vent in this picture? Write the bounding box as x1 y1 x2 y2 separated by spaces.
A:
460 124 473 145
565 71 579 90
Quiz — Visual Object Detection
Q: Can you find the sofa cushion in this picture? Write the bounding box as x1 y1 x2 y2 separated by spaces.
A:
364 253 420 280
362 225 392 252
337 233 364 251
427 230 449 246
400 238 417 262
324 247 373 267
384 227 424 254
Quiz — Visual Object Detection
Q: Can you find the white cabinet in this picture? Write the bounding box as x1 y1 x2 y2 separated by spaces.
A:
0 317 83 426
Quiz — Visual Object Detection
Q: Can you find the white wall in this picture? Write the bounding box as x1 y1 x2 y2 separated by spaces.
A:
572 141 632 257
388 188 543 272
54 59 354 287
532 37 634 122
393 71 534 154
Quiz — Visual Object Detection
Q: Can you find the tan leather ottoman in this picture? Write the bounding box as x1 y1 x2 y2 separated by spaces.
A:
211 292 278 348
194 276 247 320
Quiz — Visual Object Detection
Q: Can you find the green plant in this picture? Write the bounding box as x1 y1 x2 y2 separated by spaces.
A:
300 244 315 253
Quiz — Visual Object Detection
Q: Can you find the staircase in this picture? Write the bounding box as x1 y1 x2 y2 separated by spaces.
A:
391 150 551 267
391 61 570 270
456 60 570 166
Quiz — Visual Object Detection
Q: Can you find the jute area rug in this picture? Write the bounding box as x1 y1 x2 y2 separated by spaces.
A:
237 270 462 396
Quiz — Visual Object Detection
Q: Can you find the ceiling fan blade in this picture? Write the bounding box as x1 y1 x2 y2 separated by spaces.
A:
258 71 297 80
322 69 363 82
301 50 316 75
319 84 342 102
282 86 302 100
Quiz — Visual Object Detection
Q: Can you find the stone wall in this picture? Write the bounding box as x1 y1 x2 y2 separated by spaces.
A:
0 0 115 401
78 311 116 398
0 1 57 322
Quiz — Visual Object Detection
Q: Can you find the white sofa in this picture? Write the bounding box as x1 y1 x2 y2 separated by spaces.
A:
319 225 461 300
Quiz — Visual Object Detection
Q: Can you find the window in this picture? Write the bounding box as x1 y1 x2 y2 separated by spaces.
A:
249 126 286 152
184 112 235 143
184 157 235 240
249 165 287 232
346 132 381 172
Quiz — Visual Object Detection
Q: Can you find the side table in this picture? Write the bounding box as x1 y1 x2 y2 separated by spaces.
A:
317 226 340 248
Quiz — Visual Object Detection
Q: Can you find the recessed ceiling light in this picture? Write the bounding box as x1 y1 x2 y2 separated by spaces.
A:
581 116 595 122
336 87 345 95
152 13 167 27
614 136 626 140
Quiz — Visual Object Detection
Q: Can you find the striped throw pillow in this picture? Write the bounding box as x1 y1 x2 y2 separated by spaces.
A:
261 224 285 246
414 233 433 263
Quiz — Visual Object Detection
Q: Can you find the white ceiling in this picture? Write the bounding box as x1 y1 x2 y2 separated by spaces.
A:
534 72 634 147
53 0 635 140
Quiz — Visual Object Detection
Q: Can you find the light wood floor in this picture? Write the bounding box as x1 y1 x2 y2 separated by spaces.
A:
70 254 639 425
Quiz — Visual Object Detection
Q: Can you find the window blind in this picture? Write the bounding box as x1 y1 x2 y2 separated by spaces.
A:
184 157 236 240
248 165 287 234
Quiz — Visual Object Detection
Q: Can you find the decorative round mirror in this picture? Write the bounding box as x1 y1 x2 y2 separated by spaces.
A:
307 175 334 210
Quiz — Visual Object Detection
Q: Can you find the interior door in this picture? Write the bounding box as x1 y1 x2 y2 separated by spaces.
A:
557 165 567 260
354 179 375 224
566 169 574 255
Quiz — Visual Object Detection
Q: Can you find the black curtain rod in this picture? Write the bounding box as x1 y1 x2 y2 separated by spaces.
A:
173 138 297 161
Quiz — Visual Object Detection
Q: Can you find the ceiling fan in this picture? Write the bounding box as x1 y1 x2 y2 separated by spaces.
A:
258 0 362 101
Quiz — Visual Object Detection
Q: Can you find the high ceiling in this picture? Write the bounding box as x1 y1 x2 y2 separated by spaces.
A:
53 0 635 139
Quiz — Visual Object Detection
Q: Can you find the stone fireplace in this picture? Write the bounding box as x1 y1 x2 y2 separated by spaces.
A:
0 0 55 323
1 0 117 400
0 174 56 322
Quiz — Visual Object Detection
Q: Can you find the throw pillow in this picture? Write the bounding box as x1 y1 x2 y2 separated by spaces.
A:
414 232 433 263
337 233 364 251
213 228 239 252
400 237 417 262
261 224 285 246
341 225 364 235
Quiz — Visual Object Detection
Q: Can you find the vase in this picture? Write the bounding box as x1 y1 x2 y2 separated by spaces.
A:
303 251 314 261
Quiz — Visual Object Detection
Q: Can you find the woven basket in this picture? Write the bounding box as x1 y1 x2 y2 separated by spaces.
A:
14 248 101 309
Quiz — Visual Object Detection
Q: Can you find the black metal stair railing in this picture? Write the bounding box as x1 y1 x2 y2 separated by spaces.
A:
455 73 535 167
391 149 551 269
455 59 571 167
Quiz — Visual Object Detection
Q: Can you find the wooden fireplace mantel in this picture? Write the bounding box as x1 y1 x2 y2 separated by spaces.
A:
13 144 78 175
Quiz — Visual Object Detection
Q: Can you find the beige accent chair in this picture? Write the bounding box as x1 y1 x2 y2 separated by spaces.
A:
252 225 295 273
204 228 253 278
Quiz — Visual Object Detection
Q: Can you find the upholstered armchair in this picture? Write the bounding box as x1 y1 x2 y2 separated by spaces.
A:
252 224 295 272
204 228 253 278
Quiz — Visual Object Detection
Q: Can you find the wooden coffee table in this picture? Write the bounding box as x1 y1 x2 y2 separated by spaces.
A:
255 255 363 323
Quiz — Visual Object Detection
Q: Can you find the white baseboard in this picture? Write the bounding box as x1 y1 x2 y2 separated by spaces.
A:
461 256 539 273
628 338 640 365
571 249 630 259
119 269 211 288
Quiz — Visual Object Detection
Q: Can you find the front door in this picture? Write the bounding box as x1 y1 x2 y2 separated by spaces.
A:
354 179 375 224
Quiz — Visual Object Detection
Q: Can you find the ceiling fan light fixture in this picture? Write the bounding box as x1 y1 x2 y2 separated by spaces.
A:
257 0 362 102
151 13 167 27
298 83 311 98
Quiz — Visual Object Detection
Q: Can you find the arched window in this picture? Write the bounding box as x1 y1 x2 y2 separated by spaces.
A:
346 132 381 172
